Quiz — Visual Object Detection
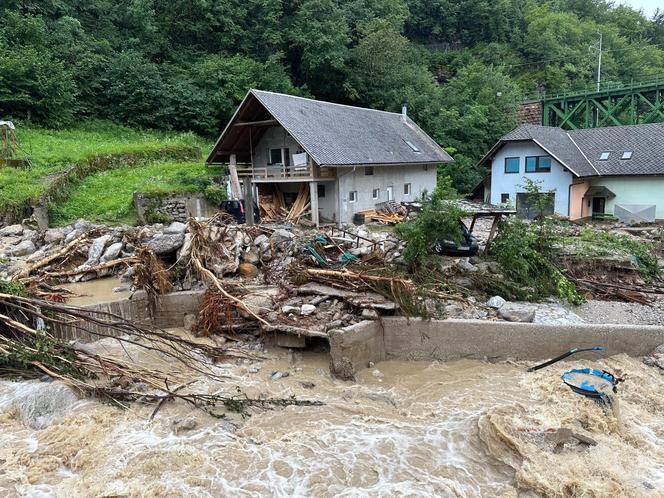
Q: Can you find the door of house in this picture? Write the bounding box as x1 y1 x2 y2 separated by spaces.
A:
386 186 394 201
592 197 606 218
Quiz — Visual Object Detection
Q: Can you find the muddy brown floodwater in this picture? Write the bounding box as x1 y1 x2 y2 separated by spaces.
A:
0 336 662 497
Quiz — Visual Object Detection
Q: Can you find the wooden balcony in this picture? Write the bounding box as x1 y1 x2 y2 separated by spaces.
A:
236 163 336 182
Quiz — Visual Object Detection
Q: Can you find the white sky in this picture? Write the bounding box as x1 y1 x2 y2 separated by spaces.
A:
618 0 660 17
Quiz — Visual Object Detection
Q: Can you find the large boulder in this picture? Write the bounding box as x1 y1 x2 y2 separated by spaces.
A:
164 221 187 235
9 240 36 257
84 235 111 266
44 228 66 244
270 229 295 243
498 303 536 323
100 242 124 263
146 233 185 255
0 224 24 237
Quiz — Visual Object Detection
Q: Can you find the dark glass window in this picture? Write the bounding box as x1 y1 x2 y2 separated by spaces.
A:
317 184 325 198
504 157 519 174
269 148 282 165
501 193 510 203
525 156 551 173
365 166 374 175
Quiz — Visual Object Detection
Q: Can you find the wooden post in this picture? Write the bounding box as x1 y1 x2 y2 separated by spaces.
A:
229 153 242 200
243 179 255 226
309 181 319 227
484 214 501 253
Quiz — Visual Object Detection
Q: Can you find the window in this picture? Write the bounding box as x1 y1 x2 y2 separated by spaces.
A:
365 166 374 176
423 165 428 171
349 191 357 202
372 188 380 199
404 139 420 152
404 183 411 196
317 184 325 198
501 193 510 203
525 155 552 173
268 148 282 165
599 152 610 161
504 157 520 174
621 151 633 160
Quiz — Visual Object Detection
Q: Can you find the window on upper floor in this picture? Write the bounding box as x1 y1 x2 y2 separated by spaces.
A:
349 191 357 202
404 183 411 196
599 152 610 161
365 166 374 176
525 155 552 173
621 151 633 160
268 148 282 165
504 157 520 174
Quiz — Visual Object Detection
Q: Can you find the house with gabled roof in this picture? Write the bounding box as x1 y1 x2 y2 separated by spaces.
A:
479 123 664 222
206 89 452 225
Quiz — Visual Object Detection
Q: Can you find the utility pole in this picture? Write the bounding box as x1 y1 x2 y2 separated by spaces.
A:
596 32 602 93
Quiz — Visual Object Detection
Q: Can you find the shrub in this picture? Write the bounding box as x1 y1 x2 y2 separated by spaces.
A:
204 183 227 206
395 178 467 265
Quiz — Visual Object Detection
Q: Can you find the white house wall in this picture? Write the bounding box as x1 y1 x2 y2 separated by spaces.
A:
589 176 664 219
490 142 574 216
253 126 303 167
336 165 437 223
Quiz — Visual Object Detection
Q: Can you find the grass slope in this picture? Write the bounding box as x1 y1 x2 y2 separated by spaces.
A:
51 161 219 225
0 120 207 215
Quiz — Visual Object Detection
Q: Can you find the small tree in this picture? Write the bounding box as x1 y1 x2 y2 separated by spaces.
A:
395 177 467 266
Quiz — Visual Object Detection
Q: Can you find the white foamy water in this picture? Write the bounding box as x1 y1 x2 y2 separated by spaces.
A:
0 346 662 497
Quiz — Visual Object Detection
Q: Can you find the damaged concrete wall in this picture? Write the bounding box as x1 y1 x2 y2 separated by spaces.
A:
53 290 204 342
330 317 664 377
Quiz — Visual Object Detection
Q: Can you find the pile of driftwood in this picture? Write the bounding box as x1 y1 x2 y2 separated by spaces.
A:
0 291 321 416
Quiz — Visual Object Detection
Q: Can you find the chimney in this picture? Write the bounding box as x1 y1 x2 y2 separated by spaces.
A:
401 104 408 122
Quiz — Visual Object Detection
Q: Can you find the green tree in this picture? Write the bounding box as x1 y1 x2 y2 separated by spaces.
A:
289 0 350 99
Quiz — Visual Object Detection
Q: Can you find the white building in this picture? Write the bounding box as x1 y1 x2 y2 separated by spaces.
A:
479 123 664 222
206 90 452 225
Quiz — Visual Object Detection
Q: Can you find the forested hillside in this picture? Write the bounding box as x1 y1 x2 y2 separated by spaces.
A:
2 0 663 191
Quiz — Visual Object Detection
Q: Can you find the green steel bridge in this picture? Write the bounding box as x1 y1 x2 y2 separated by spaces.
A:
533 79 664 130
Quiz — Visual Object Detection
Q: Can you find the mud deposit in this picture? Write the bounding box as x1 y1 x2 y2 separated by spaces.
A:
0 341 662 497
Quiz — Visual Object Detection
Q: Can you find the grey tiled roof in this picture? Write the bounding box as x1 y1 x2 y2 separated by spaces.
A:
497 123 664 177
571 123 664 176
251 90 452 166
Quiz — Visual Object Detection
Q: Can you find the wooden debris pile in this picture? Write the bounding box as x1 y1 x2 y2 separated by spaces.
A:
358 201 408 225
258 185 310 223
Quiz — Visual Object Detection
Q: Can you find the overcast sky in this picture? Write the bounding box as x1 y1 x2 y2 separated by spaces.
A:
618 0 660 17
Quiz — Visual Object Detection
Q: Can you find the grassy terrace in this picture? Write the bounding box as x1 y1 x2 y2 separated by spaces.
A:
0 121 218 224
51 160 217 225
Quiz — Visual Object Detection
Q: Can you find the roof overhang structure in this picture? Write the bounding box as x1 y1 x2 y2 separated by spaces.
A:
206 92 277 165
207 89 453 168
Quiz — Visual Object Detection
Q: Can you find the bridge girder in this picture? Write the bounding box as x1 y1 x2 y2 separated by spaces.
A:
542 80 664 129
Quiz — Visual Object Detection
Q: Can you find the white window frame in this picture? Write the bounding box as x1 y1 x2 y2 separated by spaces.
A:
349 191 357 203
372 188 380 200
404 183 411 196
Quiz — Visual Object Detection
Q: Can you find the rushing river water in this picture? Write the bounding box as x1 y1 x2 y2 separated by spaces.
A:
0 338 662 497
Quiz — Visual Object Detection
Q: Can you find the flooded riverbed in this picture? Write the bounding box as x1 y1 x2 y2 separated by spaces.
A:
0 340 662 497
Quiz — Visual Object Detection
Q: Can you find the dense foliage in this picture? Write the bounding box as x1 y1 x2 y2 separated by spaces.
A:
2 1 663 191
395 178 467 265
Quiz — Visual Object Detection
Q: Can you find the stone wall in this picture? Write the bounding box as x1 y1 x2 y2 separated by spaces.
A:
517 100 543 125
133 192 218 224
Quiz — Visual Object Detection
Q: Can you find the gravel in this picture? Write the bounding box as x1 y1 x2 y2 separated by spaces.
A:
575 298 664 326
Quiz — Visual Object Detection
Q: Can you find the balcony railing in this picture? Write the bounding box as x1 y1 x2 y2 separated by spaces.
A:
236 163 336 180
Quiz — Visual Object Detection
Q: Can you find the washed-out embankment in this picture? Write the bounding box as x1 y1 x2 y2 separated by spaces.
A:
55 290 664 376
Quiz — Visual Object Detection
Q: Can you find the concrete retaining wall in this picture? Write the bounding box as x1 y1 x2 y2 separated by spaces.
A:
53 290 204 342
329 317 664 378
